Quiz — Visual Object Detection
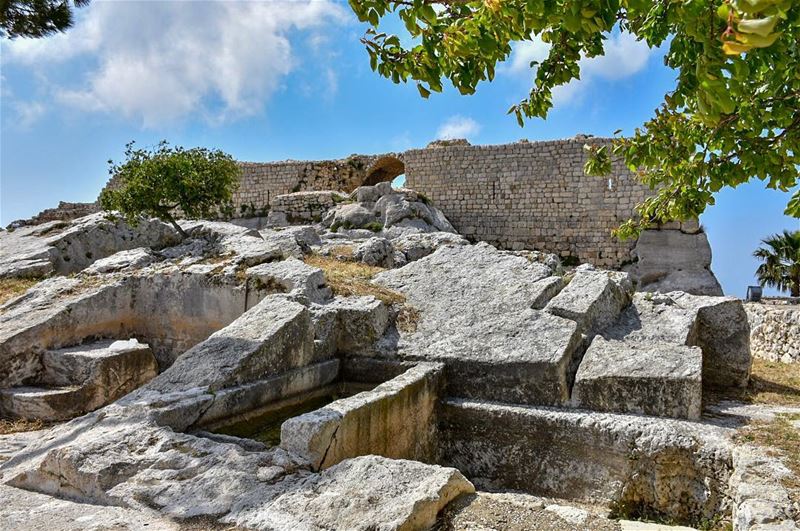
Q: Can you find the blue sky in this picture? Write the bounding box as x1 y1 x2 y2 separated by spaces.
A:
1 0 797 297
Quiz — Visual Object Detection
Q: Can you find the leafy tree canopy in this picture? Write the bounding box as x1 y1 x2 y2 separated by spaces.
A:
1 0 89 39
99 141 241 238
349 0 799 237
754 229 800 296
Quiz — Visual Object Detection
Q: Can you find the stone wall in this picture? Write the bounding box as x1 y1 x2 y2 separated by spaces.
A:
403 138 649 267
232 155 389 211
269 191 350 224
745 300 800 363
92 137 656 267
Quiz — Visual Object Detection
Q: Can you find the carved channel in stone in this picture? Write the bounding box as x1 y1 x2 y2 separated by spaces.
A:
0 272 278 421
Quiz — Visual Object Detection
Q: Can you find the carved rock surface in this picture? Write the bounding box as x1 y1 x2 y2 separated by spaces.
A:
375 243 580 405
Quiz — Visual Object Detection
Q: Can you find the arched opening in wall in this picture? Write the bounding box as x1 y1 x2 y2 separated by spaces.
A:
363 156 405 187
391 174 406 189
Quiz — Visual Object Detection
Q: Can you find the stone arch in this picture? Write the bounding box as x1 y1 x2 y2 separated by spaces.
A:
363 155 405 186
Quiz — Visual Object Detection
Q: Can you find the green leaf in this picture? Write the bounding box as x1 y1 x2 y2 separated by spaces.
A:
417 84 431 98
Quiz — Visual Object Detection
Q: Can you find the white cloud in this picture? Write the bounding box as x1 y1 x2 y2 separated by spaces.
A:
3 0 349 127
13 100 47 128
436 116 480 140
504 32 653 105
505 38 550 76
581 32 652 80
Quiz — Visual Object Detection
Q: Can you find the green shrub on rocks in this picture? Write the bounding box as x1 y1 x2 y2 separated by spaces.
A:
99 141 240 238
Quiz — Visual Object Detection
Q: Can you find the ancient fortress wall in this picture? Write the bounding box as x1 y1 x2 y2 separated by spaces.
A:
50 137 654 267
226 138 651 266
403 138 650 267
232 155 385 210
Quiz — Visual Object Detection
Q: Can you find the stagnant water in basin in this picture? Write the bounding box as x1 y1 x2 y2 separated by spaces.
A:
211 382 375 446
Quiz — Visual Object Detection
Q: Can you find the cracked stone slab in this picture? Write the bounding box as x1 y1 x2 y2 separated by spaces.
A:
280 363 442 470
143 294 314 393
545 269 633 337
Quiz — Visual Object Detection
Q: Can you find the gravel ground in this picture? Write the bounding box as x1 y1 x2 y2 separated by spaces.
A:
435 491 622 531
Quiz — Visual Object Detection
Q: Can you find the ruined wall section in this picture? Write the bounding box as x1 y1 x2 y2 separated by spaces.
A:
232 155 386 213
404 138 651 267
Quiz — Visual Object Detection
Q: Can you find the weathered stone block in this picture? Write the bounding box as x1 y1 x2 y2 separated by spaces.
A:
572 337 703 419
545 270 633 337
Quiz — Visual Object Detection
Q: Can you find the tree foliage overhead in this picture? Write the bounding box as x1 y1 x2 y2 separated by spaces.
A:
99 141 241 238
753 229 800 296
349 0 799 237
1 0 90 39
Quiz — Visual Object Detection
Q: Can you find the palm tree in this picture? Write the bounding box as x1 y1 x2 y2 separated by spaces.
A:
753 230 800 297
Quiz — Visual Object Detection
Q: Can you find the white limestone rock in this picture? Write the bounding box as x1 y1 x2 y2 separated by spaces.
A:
390 231 469 262
1 339 158 421
144 295 314 393
353 236 395 267
84 248 156 274
671 291 751 389
229 455 474 531
246 258 332 303
626 229 723 296
0 213 179 278
375 243 580 405
545 269 633 337
310 296 390 358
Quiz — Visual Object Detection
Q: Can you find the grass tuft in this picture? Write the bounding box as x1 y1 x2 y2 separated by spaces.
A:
0 277 41 307
0 418 46 435
304 254 405 306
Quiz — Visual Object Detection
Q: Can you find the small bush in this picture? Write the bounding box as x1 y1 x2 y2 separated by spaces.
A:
99 141 241 238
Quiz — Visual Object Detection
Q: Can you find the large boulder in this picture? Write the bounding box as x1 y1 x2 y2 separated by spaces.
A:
0 214 180 278
545 269 633 338
391 231 469 262
353 237 395 268
670 292 751 389
603 291 752 390
246 258 332 303
625 228 723 296
0 339 158 421
145 295 314 393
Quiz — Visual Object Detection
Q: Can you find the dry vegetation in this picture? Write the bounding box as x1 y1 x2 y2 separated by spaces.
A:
711 359 800 406
0 277 40 307
737 413 800 494
397 305 421 333
304 254 405 305
748 359 800 406
728 360 800 503
0 418 47 435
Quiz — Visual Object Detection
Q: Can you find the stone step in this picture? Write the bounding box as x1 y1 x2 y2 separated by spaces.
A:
41 338 155 386
571 337 703 420
0 339 159 421
0 385 83 421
